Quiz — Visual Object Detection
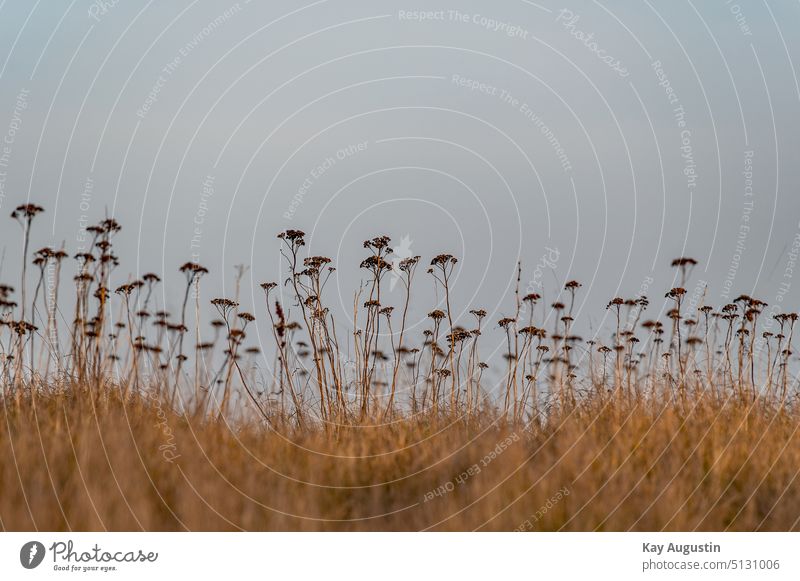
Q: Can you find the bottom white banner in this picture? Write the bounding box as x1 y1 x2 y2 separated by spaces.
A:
1 533 797 580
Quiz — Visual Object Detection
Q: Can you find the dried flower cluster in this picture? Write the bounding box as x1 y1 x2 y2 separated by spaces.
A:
1 205 799 431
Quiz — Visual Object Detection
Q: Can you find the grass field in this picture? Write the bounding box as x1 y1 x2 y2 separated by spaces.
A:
1 205 799 531
2 388 799 531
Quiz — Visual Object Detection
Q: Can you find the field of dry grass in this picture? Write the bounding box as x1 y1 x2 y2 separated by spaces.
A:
1 204 800 531
2 387 799 531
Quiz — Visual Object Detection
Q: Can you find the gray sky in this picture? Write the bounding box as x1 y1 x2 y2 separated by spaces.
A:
1 0 799 358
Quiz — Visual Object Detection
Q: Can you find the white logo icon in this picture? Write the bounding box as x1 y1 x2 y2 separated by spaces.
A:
389 234 414 291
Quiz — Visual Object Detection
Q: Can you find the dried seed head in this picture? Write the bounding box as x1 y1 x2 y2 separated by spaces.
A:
278 229 305 243
671 257 698 267
100 218 122 234
447 329 472 344
360 255 391 271
430 253 457 267
180 262 209 277
11 203 44 220
399 256 421 272
428 309 446 321
666 287 687 299
115 283 136 296
364 235 391 251
304 256 331 269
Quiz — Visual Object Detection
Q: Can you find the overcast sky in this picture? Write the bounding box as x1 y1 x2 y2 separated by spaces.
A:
1 0 799 357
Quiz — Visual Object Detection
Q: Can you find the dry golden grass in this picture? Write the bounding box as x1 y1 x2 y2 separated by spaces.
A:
2 386 798 531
